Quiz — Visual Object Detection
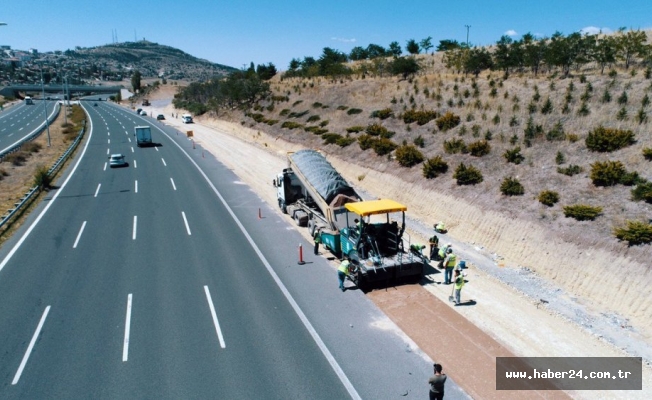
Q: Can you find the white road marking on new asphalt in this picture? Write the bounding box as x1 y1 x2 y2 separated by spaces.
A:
131 147 134 153
170 178 177 191
103 162 107 171
135 180 138 194
132 216 137 240
94 184 101 197
203 286 226 349
182 211 191 235
12 306 51 385
108 139 110 144
73 221 87 248
0 103 96 273
161 158 167 166
134 160 137 169
123 294 132 362
159 126 362 400
106 148 109 155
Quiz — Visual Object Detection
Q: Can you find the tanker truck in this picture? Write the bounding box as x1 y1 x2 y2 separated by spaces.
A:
274 150 425 288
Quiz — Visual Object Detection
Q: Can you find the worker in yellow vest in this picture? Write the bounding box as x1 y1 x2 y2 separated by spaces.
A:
443 248 456 285
338 257 350 292
453 269 466 305
437 244 451 268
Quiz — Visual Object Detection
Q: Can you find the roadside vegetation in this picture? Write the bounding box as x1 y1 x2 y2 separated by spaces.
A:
172 29 652 250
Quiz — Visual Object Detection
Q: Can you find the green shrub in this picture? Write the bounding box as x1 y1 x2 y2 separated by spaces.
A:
435 112 461 131
272 95 289 102
566 133 579 143
503 147 525 164
443 138 467 154
403 109 439 125
541 98 553 114
371 108 394 120
365 123 395 138
23 142 43 153
585 126 636 152
346 125 365 133
614 220 652 246
33 165 52 190
247 113 266 123
467 140 491 157
281 121 303 129
555 151 565 165
304 126 328 135
546 122 565 141
358 134 374 150
538 190 559 206
372 138 398 156
279 108 290 116
589 160 626 186
422 156 449 179
265 119 279 126
413 135 425 148
500 177 524 196
4 151 27 166
336 136 356 147
563 204 603 221
288 110 309 118
395 145 425 167
307 115 321 123
631 182 652 203
643 147 652 161
292 100 303 106
322 133 343 145
312 102 323 108
453 163 483 185
319 120 329 127
557 164 583 176
347 108 363 115
337 105 349 110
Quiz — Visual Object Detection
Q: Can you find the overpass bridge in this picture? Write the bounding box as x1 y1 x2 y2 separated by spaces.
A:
0 84 122 98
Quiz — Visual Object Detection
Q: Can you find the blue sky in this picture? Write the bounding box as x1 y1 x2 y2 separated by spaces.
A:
2 0 651 71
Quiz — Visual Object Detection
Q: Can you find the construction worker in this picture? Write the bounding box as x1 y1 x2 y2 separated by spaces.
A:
453 269 466 305
443 248 457 285
437 244 451 268
435 221 447 233
428 234 439 261
313 234 320 256
338 257 350 292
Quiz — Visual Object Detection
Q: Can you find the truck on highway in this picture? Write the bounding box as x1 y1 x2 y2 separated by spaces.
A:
181 113 193 123
142 99 150 106
24 96 34 105
274 150 425 288
134 125 152 147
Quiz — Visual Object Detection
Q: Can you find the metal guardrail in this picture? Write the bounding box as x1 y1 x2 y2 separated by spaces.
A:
0 122 86 231
0 103 61 161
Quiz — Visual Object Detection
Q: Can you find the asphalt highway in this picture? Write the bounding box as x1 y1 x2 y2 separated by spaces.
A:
0 101 466 399
0 100 58 153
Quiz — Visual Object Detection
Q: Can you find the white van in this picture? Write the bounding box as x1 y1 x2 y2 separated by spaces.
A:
181 114 193 124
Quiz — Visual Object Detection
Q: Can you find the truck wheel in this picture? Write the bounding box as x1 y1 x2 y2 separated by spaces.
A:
278 199 287 214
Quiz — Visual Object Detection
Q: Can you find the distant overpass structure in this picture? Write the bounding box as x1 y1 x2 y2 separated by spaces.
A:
0 84 122 98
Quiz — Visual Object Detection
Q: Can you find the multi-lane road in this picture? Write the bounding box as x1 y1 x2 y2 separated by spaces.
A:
0 101 465 399
0 100 58 153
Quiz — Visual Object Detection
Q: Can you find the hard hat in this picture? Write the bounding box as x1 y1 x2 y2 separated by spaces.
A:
447 248 453 253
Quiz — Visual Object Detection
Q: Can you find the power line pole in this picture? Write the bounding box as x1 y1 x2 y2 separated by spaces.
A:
465 25 471 47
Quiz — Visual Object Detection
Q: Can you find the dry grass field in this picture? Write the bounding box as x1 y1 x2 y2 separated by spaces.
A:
200 52 652 334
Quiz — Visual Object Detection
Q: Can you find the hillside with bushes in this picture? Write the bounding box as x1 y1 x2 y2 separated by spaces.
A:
174 30 652 261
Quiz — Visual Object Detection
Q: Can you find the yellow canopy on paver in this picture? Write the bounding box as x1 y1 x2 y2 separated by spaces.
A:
344 199 407 216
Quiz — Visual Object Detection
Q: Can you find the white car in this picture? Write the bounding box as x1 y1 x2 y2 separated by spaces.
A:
140 110 148 116
109 154 127 168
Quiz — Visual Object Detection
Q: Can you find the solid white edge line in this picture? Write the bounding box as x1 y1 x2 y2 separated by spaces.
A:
122 294 132 362
181 211 191 235
170 178 177 191
73 221 87 249
12 305 51 385
158 126 361 400
132 216 137 240
203 286 225 348
0 103 95 273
